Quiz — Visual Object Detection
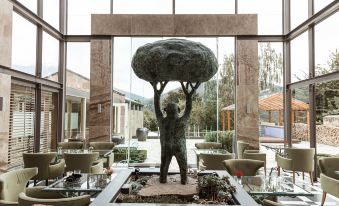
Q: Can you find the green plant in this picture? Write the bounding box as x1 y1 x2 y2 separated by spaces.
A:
197 175 236 204
204 131 234 153
113 149 147 163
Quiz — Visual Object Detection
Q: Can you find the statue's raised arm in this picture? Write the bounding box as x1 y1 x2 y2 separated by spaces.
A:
150 81 168 120
180 81 201 122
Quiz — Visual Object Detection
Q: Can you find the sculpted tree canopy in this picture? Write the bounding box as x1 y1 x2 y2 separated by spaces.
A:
132 38 218 82
132 38 218 185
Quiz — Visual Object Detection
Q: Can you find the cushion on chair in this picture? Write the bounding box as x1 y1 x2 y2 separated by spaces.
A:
320 173 339 198
318 157 339 179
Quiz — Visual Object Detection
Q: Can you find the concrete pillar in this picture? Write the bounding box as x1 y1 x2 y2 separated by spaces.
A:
0 74 11 172
236 40 259 149
0 0 12 67
80 98 87 139
89 39 112 142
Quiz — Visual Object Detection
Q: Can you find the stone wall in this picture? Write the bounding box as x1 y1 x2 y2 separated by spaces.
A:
292 123 339 147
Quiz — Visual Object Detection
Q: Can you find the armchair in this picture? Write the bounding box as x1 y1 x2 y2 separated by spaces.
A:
224 159 264 176
276 148 315 185
0 167 38 205
318 157 339 206
199 153 235 170
18 186 90 206
64 152 103 174
243 150 267 175
88 142 115 168
23 152 65 185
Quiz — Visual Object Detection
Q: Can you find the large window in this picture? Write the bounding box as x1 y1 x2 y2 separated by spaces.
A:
291 32 309 83
113 37 235 168
18 0 37 14
290 0 308 30
43 0 59 29
113 0 172 14
11 13 36 75
258 42 284 138
291 86 310 149
238 0 282 34
315 12 339 76
65 43 90 139
314 0 334 13
42 32 59 80
175 0 235 14
67 0 110 35
315 80 339 155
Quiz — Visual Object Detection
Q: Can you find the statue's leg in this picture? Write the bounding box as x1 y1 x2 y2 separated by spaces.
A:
175 150 188 184
160 152 172 183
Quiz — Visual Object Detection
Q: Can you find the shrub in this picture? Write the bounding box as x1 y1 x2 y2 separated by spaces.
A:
113 149 147 163
204 130 234 153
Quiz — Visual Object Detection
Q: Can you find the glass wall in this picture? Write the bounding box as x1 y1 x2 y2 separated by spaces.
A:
291 86 310 148
112 37 235 168
238 0 282 34
113 0 172 14
175 0 235 14
65 43 90 140
290 0 308 30
43 0 59 29
11 12 36 75
291 32 309 83
67 0 110 34
42 32 59 80
258 42 284 138
315 12 339 76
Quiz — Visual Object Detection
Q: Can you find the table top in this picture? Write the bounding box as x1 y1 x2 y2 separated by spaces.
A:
193 149 229 155
43 173 117 193
237 175 313 197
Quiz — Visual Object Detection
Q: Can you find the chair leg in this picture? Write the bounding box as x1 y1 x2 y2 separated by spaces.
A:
292 171 295 184
46 179 48 186
277 166 280 176
309 171 313 186
302 172 304 180
321 191 326 206
34 180 37 186
264 166 266 176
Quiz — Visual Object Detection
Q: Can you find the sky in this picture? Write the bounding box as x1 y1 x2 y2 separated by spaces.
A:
11 0 338 98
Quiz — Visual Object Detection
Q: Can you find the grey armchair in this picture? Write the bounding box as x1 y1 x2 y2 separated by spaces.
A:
237 141 249 159
224 159 264 176
199 153 235 170
195 142 222 149
64 152 103 174
0 167 38 205
23 152 65 185
276 148 315 185
243 150 267 175
58 142 84 150
89 142 115 168
318 157 339 206
18 186 90 206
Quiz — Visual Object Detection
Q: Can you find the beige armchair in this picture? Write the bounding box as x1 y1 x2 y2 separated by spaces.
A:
0 167 38 205
18 187 90 206
89 142 115 168
195 142 222 149
237 141 249 159
318 157 339 206
23 153 65 185
57 142 84 150
243 150 267 175
276 148 315 185
64 152 103 174
199 153 235 170
224 159 264 176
